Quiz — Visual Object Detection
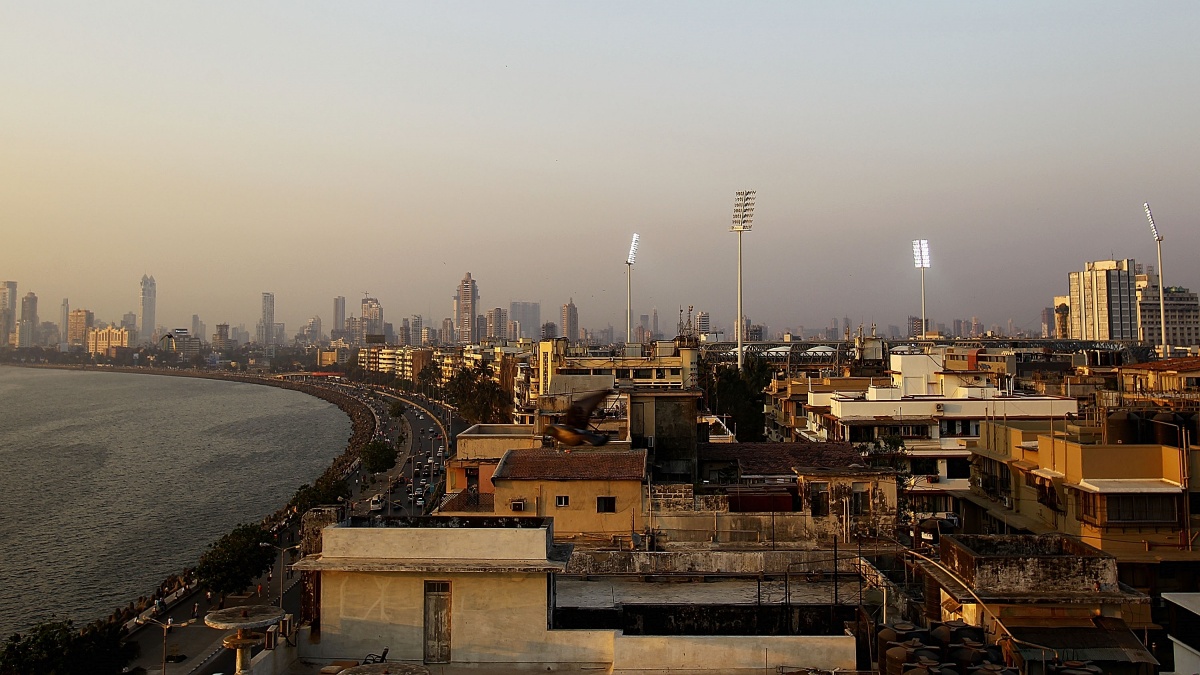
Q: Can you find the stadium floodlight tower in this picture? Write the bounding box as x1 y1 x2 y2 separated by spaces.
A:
1144 203 1168 357
626 233 640 344
912 239 931 338
731 190 756 370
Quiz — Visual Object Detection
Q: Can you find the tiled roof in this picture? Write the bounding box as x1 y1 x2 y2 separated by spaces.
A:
439 491 495 513
493 449 646 482
699 442 861 476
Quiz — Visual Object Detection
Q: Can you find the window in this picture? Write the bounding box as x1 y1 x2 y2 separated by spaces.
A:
555 495 569 508
809 482 830 517
910 457 938 476
850 482 871 516
947 458 971 479
1106 494 1177 524
597 496 616 513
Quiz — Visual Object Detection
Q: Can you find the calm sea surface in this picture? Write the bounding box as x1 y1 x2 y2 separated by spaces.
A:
0 366 350 637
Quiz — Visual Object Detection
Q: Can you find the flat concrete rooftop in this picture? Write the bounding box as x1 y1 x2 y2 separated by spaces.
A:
556 577 861 608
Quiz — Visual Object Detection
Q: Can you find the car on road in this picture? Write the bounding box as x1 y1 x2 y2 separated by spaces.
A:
416 497 425 507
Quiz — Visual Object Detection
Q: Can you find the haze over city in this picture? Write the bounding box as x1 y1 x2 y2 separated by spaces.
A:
3 3 1198 335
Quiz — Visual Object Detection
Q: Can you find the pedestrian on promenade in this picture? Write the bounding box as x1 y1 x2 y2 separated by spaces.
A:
268 568 273 582
192 602 199 619
257 583 263 598
206 590 212 605
218 594 225 610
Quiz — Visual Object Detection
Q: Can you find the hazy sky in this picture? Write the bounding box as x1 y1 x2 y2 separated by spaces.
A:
3 3 1198 337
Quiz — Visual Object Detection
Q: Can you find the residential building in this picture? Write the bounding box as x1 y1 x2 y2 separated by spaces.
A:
87 326 133 355
138 275 156 344
541 321 558 339
1163 593 1200 675
1135 273 1200 348
561 298 578 343
0 281 15 347
1067 259 1138 341
212 323 234 351
67 309 93 347
484 307 507 340
695 311 710 334
190 314 205 341
1118 356 1200 394
361 296 383 338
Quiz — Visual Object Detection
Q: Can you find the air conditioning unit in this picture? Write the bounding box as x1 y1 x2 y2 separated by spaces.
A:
279 614 293 637
1001 496 1012 508
935 403 945 413
510 499 526 512
264 625 278 650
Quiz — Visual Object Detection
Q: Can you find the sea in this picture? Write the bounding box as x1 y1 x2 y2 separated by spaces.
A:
0 366 351 638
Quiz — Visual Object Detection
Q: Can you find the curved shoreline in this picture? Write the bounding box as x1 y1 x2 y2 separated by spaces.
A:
1 364 375 634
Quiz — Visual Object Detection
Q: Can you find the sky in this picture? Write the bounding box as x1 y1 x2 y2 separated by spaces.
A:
2 2 1199 338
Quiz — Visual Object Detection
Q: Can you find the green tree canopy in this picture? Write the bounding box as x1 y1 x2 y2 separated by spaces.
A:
289 476 350 515
444 365 510 424
388 400 406 417
0 619 138 675
196 523 275 596
699 354 773 442
360 440 397 474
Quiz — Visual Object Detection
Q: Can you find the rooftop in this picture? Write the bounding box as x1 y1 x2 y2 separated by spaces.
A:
699 442 864 476
493 448 647 481
1122 356 1200 372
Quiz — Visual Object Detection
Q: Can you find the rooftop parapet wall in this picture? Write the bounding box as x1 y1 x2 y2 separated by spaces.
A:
940 534 1119 594
323 517 554 561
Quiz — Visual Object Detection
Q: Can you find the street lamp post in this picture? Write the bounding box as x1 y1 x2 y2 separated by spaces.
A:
1144 203 1168 357
912 240 931 338
136 615 182 675
259 542 301 609
730 191 756 371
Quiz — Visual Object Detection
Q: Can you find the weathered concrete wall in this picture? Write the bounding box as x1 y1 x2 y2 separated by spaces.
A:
321 524 549 561
651 484 729 512
651 512 816 545
565 550 858 575
611 634 856 673
495 479 644 536
940 535 1119 593
306 571 615 666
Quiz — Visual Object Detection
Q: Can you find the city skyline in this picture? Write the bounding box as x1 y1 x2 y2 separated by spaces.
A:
2 4 1199 334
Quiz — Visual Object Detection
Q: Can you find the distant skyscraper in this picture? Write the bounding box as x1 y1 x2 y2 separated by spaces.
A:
652 308 659 338
139 275 156 344
695 311 710 334
411 315 424 344
485 308 508 340
455 273 479 344
67 308 93 346
260 292 275 345
561 299 579 342
509 302 540 339
334 296 346 335
441 317 456 344
541 321 558 339
21 292 38 325
0 281 15 346
361 297 384 338
60 298 69 347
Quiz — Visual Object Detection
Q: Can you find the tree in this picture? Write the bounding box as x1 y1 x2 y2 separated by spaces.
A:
389 400 406 418
700 354 772 442
196 523 275 596
360 440 397 474
416 362 441 398
289 476 350 515
443 365 511 424
0 619 138 675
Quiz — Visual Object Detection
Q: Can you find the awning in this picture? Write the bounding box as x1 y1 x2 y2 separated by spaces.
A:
1075 478 1183 494
1008 459 1038 471
1032 468 1064 480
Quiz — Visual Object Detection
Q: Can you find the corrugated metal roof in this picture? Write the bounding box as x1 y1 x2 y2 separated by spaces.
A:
1009 617 1157 666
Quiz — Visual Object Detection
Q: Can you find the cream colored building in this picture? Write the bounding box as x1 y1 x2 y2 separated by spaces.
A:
86 326 133 355
291 517 856 673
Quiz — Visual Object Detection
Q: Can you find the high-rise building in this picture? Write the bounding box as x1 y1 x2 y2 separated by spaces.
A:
334 296 346 333
59 299 69 347
652 308 659 338
1067 259 1138 341
139 275 156 344
485 308 508 340
441 317 456 344
191 314 205 339
509 302 540 339
455 273 479 344
1135 271 1200 347
21 292 38 328
695 311 710 335
361 297 384 338
561 299 579 342
121 312 138 330
411 315 424 345
259 292 275 345
67 309 94 346
0 281 15 347
541 321 558 339
213 323 233 351
299 316 323 345
1040 307 1055 338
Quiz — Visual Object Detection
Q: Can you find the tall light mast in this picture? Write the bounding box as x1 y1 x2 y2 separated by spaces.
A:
626 233 640 344
731 190 756 370
1144 203 1168 357
912 239 930 338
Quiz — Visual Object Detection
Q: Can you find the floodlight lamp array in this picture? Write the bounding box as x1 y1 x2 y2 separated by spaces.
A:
912 239 930 268
731 190 756 231
627 233 640 265
1144 203 1162 242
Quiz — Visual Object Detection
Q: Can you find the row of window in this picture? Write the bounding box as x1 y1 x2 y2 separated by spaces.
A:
529 495 617 512
808 482 872 517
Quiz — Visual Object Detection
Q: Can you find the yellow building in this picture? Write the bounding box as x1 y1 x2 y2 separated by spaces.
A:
86 326 133 355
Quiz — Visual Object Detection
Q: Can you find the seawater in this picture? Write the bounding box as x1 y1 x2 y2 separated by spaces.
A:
0 366 350 637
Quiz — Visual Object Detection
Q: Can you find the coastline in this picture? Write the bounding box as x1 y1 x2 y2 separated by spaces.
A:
1 364 375 634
